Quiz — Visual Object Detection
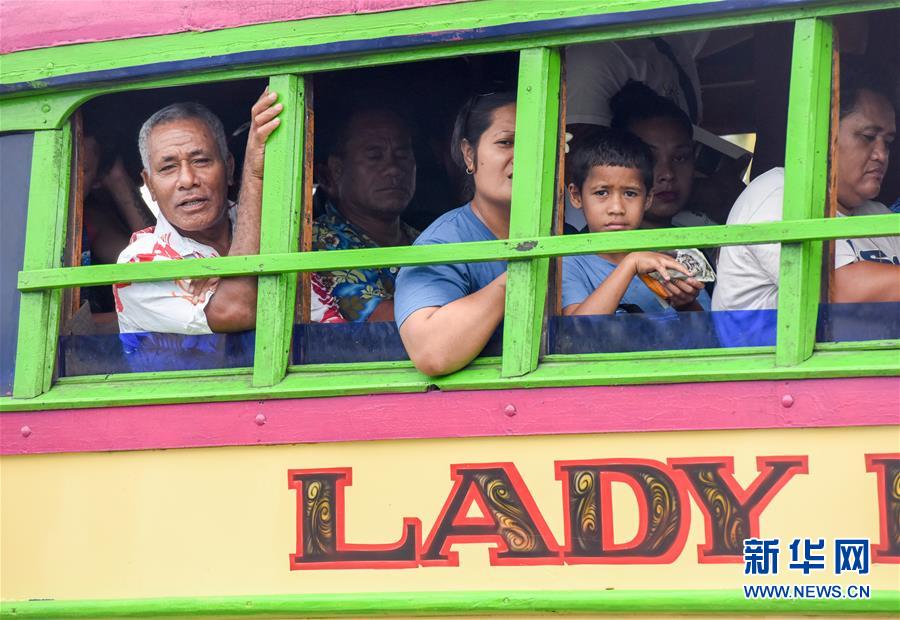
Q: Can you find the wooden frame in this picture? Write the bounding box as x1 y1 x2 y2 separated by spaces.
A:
2 2 899 410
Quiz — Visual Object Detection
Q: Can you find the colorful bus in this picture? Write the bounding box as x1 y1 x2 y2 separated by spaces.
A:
1 0 898 617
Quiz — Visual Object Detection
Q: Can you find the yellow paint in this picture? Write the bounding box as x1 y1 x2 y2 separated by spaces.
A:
1 426 898 601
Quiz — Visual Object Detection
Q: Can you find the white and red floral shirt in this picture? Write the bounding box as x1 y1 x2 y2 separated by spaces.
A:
114 208 343 334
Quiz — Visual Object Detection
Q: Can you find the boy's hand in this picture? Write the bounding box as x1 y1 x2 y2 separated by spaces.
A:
661 277 704 308
627 252 703 307
627 251 691 281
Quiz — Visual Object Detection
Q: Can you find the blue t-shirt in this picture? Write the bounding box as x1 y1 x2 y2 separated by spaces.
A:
562 253 711 313
394 204 506 327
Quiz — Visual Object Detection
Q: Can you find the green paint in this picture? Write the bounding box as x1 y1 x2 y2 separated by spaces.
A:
55 366 253 385
435 347 900 391
12 127 72 399
2 0 897 416
2 1 897 131
0 0 751 85
503 47 561 378
0 67 277 132
815 339 900 351
775 17 832 368
1 589 898 618
2 348 896 413
18 215 900 292
543 345 775 363
252 75 305 388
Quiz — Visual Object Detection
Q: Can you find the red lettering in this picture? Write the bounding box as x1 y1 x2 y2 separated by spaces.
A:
865 453 900 563
556 459 689 564
670 456 807 563
288 468 420 569
420 463 562 566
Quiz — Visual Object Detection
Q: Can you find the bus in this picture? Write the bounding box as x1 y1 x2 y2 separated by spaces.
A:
1 0 898 617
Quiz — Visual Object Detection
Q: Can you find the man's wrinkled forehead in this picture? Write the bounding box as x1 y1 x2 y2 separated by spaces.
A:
149 118 218 156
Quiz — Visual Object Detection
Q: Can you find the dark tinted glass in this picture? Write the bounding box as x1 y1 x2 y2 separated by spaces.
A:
0 132 35 395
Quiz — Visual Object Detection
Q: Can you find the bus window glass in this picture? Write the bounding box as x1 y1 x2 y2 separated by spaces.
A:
1 132 35 394
293 55 517 368
58 80 269 377
552 25 794 354
818 9 900 345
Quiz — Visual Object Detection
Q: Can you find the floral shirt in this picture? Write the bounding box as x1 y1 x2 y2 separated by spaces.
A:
115 206 343 334
114 209 232 335
313 202 419 322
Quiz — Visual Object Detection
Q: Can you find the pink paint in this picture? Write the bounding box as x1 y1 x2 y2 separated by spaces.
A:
2 378 898 456
0 0 461 55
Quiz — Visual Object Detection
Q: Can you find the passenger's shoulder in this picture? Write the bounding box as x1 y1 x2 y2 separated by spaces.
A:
116 226 157 264
851 200 891 216
727 167 785 224
564 252 608 274
414 205 473 245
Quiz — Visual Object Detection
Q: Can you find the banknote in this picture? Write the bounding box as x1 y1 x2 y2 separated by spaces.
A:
647 248 716 283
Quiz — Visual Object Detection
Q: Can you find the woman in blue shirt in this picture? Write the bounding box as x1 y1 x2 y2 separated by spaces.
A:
395 92 516 376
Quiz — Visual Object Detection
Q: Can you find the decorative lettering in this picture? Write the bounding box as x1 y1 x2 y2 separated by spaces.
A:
420 463 562 566
556 459 688 563
288 468 420 569
670 456 808 562
865 454 900 562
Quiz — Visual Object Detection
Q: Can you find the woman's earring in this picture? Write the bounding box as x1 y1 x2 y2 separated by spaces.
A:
465 168 474 175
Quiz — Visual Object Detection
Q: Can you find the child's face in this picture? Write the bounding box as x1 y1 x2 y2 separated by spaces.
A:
628 116 694 222
568 164 651 232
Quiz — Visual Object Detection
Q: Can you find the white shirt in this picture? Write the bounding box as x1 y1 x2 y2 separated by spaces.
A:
114 208 235 335
565 36 703 128
712 168 900 311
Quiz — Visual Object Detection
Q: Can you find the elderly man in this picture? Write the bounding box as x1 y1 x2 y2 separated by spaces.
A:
114 91 282 334
713 69 898 314
312 105 418 323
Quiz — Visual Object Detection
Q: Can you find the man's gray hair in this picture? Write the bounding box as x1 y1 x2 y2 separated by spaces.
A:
138 102 229 170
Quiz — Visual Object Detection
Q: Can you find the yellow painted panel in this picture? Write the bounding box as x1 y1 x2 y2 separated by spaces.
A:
2 426 898 601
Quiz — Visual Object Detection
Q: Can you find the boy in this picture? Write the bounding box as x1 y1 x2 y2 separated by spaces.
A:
562 128 708 315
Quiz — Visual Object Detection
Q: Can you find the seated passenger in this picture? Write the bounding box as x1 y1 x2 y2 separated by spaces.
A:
610 80 712 229
80 131 156 313
564 37 747 231
114 93 283 334
313 105 419 322
713 69 898 312
394 92 516 376
562 128 708 316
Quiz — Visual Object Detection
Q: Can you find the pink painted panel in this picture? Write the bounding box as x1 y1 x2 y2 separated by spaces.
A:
1 0 462 54
2 378 898 455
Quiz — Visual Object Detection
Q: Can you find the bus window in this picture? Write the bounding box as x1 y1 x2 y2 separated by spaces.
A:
59 79 269 377
553 25 790 355
293 55 517 367
818 9 900 345
0 132 35 394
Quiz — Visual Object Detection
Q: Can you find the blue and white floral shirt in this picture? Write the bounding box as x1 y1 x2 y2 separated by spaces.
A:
313 202 418 322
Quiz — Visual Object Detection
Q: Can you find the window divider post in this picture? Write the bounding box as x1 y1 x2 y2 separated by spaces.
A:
776 17 833 367
13 125 73 398
252 74 305 387
502 47 561 378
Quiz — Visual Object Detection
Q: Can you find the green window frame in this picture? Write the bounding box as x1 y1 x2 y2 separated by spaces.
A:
2 2 898 412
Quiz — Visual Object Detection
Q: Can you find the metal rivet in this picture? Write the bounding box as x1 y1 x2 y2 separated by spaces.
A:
504 404 517 417
781 394 794 408
255 413 267 426
20 425 32 438
41 104 51 113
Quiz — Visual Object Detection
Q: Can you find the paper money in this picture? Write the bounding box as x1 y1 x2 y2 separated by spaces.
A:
648 248 716 283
